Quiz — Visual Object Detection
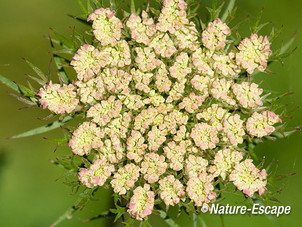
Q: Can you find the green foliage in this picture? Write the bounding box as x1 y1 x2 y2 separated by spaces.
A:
7 115 74 139
50 188 98 227
23 58 48 84
48 36 71 84
248 9 271 34
157 210 180 227
221 0 236 22
206 0 225 22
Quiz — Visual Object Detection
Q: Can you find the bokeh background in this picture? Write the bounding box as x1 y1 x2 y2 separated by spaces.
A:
0 0 301 226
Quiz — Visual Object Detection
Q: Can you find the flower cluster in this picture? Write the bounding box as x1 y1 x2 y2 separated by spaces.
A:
236 34 272 74
87 8 123 46
229 159 267 197
128 184 155 220
202 18 231 51
186 173 217 208
69 122 104 156
38 81 79 114
232 82 263 109
36 0 282 221
209 149 243 180
246 111 281 137
159 175 186 206
79 158 115 188
141 152 167 183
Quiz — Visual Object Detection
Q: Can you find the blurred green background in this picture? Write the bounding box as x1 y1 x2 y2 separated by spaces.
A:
0 0 301 226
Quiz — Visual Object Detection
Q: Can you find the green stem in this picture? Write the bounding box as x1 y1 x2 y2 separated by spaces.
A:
156 209 179 227
193 213 197 227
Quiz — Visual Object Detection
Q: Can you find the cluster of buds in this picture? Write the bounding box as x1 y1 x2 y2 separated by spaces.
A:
38 81 79 114
128 184 155 220
79 158 115 188
87 8 123 46
36 0 282 221
229 159 267 197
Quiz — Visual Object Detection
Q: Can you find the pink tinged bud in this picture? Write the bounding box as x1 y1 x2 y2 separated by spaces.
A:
260 169 266 177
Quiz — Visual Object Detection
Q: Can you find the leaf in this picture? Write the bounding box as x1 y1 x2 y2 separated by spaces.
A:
271 127 300 139
87 0 93 14
149 7 160 17
188 2 200 15
130 0 135 14
26 74 45 86
49 37 71 84
206 1 225 21
193 213 197 227
68 14 92 26
250 8 263 33
197 215 207 227
122 218 135 227
7 92 36 105
49 159 75 171
110 206 126 222
23 58 47 83
255 22 271 34
265 214 281 227
50 28 76 51
273 173 296 181
110 0 117 10
44 135 69 145
221 0 236 22
157 210 180 227
83 211 114 223
77 0 88 15
269 26 283 42
50 195 90 227
18 83 36 97
0 74 28 95
280 32 297 55
7 115 73 140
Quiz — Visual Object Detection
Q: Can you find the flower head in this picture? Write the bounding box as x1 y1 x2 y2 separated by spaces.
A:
246 111 281 137
71 45 106 81
209 149 243 179
79 158 115 188
157 0 188 33
126 130 147 163
229 159 267 197
69 122 104 156
191 123 219 150
100 40 131 67
197 104 228 131
38 81 79 114
141 152 167 183
128 184 154 220
111 163 140 195
159 175 186 206
126 11 156 45
210 78 236 105
87 96 122 126
233 82 263 109
75 77 105 104
185 155 208 178
202 18 231 51
223 114 245 145
88 8 123 46
164 141 187 171
236 34 271 74
192 48 214 76
186 173 217 207
40 0 287 219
